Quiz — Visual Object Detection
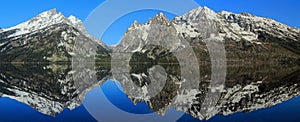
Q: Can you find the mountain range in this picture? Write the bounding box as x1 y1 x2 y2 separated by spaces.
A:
122 6 300 65
0 7 299 63
0 6 300 120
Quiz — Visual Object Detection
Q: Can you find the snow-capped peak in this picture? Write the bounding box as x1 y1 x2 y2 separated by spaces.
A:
175 6 219 22
2 9 67 37
172 6 221 38
2 8 88 38
38 8 60 18
16 8 67 30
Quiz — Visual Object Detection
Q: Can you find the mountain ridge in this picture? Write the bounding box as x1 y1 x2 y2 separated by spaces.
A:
1 7 299 51
0 6 300 120
0 8 109 51
120 6 300 65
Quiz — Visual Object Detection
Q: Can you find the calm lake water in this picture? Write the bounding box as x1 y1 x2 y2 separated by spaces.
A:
0 63 299 122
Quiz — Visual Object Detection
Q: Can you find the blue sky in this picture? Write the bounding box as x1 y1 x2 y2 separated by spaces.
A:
0 0 299 45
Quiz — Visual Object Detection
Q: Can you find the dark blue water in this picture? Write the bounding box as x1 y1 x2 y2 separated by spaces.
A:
0 80 300 122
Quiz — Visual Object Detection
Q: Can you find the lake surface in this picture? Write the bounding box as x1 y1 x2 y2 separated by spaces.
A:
0 63 299 122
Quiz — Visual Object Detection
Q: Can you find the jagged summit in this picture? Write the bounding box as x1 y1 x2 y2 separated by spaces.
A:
127 20 142 31
1 9 86 38
39 8 59 16
172 6 300 44
0 8 110 50
0 8 110 62
149 13 171 26
153 13 169 22
176 6 218 22
120 5 300 58
126 13 172 33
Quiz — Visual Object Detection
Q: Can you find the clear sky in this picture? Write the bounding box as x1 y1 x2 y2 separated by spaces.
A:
1 0 299 45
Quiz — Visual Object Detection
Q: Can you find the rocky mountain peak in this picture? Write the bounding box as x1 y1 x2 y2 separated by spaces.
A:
0 8 109 51
126 13 172 33
149 13 171 26
201 6 217 15
127 20 142 31
176 6 219 22
24 8 67 28
38 8 59 17
154 13 168 21
1 9 90 38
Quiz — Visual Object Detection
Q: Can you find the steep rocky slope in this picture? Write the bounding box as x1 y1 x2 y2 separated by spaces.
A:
121 7 300 64
0 9 110 63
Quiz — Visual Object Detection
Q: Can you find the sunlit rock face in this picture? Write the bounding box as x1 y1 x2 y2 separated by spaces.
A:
0 6 300 121
0 9 110 62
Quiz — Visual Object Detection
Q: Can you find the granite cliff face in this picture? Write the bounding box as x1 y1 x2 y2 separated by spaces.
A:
121 7 300 64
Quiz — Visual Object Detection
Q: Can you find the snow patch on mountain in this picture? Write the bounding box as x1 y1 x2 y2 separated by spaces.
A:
3 9 67 37
172 6 300 45
0 8 109 50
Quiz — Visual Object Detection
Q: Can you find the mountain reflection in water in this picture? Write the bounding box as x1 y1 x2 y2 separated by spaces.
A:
0 63 299 121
